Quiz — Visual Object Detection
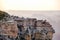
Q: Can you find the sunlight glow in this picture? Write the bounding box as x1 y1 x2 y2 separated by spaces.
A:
0 0 60 10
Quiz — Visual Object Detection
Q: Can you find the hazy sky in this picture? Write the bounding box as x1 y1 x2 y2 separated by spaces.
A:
0 0 60 10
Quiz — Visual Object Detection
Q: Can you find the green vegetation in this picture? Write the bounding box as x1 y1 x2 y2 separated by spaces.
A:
0 11 9 20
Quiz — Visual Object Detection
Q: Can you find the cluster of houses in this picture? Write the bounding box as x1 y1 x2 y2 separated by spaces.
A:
0 11 55 40
11 16 55 40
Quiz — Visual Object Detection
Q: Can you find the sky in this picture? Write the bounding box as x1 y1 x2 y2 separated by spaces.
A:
0 0 60 10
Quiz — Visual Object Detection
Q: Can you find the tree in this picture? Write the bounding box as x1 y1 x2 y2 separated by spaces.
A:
0 11 10 20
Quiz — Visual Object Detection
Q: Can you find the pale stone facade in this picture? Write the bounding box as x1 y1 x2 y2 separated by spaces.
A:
23 18 36 27
36 20 52 27
0 21 18 38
